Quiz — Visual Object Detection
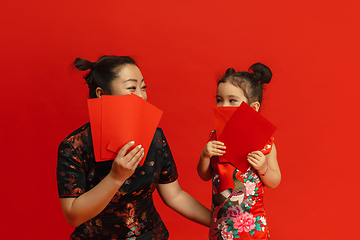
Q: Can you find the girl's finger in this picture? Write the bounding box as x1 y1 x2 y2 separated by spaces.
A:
247 156 258 163
215 145 227 150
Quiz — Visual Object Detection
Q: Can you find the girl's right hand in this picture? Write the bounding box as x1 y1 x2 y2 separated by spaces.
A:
109 141 144 183
201 141 226 159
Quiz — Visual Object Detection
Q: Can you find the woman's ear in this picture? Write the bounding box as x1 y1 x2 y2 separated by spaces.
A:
250 101 260 112
95 87 105 98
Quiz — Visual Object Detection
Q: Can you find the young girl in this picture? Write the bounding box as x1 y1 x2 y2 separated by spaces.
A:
197 63 281 239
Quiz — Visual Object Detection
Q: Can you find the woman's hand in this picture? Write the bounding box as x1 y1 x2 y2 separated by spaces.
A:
247 150 267 174
201 141 226 159
109 141 144 183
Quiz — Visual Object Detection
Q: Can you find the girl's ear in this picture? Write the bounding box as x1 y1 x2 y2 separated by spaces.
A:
95 87 105 98
250 101 260 112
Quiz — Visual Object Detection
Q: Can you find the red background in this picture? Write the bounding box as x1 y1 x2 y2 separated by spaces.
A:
1 0 359 239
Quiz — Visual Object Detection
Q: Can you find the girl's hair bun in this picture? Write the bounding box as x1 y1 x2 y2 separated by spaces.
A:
249 63 272 84
74 58 94 71
224 67 236 77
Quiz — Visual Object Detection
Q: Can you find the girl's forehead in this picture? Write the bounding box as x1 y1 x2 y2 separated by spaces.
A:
217 82 244 95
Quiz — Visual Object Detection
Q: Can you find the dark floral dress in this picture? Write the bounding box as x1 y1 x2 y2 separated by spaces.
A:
57 123 178 240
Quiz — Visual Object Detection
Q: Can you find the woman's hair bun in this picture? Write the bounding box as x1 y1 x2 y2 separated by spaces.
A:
224 67 236 77
74 58 94 71
248 63 272 84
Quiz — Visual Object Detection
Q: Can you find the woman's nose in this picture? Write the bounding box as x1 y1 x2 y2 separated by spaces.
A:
134 89 146 100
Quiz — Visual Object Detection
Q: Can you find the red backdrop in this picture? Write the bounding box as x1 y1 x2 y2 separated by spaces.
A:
1 0 359 239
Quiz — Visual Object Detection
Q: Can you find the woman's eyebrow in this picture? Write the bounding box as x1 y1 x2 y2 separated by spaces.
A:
123 79 145 83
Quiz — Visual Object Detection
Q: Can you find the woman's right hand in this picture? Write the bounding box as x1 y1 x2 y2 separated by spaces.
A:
201 140 226 159
109 141 144 183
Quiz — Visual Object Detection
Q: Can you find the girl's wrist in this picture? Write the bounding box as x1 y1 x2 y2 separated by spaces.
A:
258 163 269 176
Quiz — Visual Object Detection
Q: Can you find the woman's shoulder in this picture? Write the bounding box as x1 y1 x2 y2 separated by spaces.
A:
59 123 92 151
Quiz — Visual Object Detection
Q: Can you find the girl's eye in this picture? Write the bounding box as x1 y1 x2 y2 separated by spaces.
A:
142 85 147 90
229 99 237 103
216 99 222 103
127 87 136 90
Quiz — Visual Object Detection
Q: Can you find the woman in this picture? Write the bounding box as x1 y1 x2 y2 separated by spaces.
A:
57 55 211 239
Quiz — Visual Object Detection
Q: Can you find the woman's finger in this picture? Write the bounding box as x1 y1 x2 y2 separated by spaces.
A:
131 150 145 167
124 144 143 161
129 147 144 166
117 141 135 157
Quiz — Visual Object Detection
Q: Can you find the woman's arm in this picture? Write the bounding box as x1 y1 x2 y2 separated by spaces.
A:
247 143 281 188
197 141 225 181
157 180 211 227
60 142 144 227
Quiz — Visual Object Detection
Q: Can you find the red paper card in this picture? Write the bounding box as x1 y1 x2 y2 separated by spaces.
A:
217 102 277 173
214 106 237 137
107 94 163 166
101 95 131 159
87 98 113 161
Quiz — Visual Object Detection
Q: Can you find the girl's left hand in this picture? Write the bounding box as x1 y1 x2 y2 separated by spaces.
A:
247 151 267 174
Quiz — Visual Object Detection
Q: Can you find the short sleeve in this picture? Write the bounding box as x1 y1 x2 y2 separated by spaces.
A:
157 129 178 184
261 136 275 155
56 140 87 197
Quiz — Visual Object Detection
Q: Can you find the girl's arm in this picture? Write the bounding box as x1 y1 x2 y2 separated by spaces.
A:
157 180 211 227
60 142 144 227
197 141 225 181
247 143 281 188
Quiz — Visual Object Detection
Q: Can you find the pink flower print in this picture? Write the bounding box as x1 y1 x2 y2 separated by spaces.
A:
227 205 243 218
233 212 256 233
221 225 234 240
245 181 256 196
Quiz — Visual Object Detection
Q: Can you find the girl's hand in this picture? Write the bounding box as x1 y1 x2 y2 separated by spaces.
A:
109 141 144 183
247 151 267 174
201 141 226 159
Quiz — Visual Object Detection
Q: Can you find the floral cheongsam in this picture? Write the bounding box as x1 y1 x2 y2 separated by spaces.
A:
209 131 274 240
57 123 178 240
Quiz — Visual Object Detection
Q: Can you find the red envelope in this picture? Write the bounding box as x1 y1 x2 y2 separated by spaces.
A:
217 102 277 173
214 106 237 137
87 98 113 161
107 94 163 166
101 95 131 159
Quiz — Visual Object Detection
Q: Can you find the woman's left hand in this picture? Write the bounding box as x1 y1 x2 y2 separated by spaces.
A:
247 151 267 174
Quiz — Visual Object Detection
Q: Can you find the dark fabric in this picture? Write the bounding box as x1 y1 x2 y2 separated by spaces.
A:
57 123 178 239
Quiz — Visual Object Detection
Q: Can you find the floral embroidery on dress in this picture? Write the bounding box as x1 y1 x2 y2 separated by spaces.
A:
209 131 273 240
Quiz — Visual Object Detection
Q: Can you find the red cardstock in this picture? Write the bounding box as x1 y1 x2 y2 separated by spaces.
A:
216 102 277 173
101 95 130 159
107 94 163 166
87 98 113 161
87 94 162 164
214 106 237 137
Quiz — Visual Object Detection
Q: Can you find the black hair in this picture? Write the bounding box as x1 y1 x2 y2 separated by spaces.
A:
74 55 137 98
218 63 272 104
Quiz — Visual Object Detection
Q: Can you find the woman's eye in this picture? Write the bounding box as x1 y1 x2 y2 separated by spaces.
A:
127 87 136 90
